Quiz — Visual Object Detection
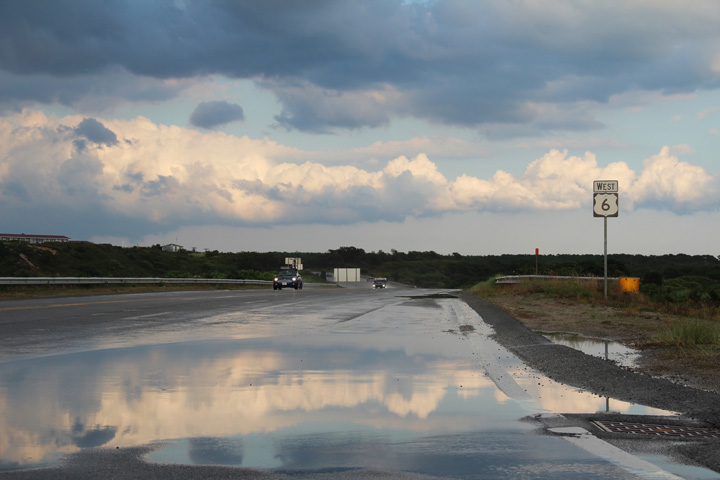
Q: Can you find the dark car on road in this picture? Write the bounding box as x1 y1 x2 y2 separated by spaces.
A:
372 277 387 289
274 268 303 290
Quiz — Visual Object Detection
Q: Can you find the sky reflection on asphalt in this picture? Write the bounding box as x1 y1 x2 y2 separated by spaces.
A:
0 328 669 475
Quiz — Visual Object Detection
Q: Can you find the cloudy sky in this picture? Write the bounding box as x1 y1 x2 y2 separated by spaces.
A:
1 1 719 255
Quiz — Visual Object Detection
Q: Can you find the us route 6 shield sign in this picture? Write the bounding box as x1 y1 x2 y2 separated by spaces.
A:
593 193 619 217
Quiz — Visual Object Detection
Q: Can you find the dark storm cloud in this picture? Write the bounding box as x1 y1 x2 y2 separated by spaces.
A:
189 101 245 129
2 1 720 132
74 118 118 146
0 69 190 114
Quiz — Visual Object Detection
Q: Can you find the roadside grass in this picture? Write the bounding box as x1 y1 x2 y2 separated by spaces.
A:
654 320 720 349
467 276 720 356
467 276 613 303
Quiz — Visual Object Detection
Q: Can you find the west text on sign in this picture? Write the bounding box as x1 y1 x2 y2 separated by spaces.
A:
593 180 618 193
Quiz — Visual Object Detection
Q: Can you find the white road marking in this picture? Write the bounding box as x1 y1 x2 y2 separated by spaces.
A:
123 312 171 320
550 426 683 479
446 300 533 402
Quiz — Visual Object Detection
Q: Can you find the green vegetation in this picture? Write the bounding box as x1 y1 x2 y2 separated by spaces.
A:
641 275 720 305
472 277 720 353
656 320 720 348
467 276 619 303
310 247 720 291
2 242 719 292
0 241 284 280
1 242 719 306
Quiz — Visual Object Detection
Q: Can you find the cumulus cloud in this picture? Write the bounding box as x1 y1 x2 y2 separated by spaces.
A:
189 101 245 129
0 111 717 242
2 1 720 134
630 146 716 213
267 79 395 133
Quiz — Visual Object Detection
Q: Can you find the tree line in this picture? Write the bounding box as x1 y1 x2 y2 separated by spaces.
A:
1 241 718 290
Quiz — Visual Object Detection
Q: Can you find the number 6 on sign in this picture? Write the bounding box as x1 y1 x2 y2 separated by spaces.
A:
593 193 619 217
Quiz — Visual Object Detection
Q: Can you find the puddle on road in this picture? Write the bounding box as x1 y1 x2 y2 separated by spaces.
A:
0 328 675 476
540 332 640 369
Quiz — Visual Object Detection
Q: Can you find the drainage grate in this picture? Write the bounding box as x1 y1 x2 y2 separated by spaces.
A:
593 421 720 438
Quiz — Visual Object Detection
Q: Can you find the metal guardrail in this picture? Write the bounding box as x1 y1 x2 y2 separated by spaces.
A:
0 277 336 287
0 277 273 286
495 275 620 284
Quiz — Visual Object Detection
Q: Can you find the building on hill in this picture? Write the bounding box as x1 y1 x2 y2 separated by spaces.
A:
161 243 183 252
0 233 70 244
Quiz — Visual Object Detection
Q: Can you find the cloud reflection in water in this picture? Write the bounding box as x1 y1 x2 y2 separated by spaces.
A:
0 335 494 469
0 328 669 472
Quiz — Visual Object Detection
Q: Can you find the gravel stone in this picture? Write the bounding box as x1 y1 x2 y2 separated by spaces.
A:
460 293 720 473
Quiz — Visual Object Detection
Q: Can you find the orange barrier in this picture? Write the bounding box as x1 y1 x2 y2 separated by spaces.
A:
619 277 640 292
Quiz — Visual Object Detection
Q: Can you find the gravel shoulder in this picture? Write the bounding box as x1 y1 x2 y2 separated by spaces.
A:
460 292 720 473
479 290 720 394
460 293 720 425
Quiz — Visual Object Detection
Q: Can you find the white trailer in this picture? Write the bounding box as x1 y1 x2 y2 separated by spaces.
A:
284 258 303 270
333 268 361 282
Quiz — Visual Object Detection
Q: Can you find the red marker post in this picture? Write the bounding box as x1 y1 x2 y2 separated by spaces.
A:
535 248 539 275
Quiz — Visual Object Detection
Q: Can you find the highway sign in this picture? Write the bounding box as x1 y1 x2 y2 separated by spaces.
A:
593 180 619 299
593 180 618 193
593 193 619 217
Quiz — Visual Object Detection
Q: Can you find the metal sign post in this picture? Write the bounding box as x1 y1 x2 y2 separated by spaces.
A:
593 180 618 299
604 216 608 298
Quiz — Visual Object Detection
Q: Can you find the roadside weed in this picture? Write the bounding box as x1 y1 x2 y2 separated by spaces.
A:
654 319 720 348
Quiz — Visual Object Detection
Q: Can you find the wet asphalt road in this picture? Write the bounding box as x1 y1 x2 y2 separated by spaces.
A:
460 293 720 475
1 285 719 478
